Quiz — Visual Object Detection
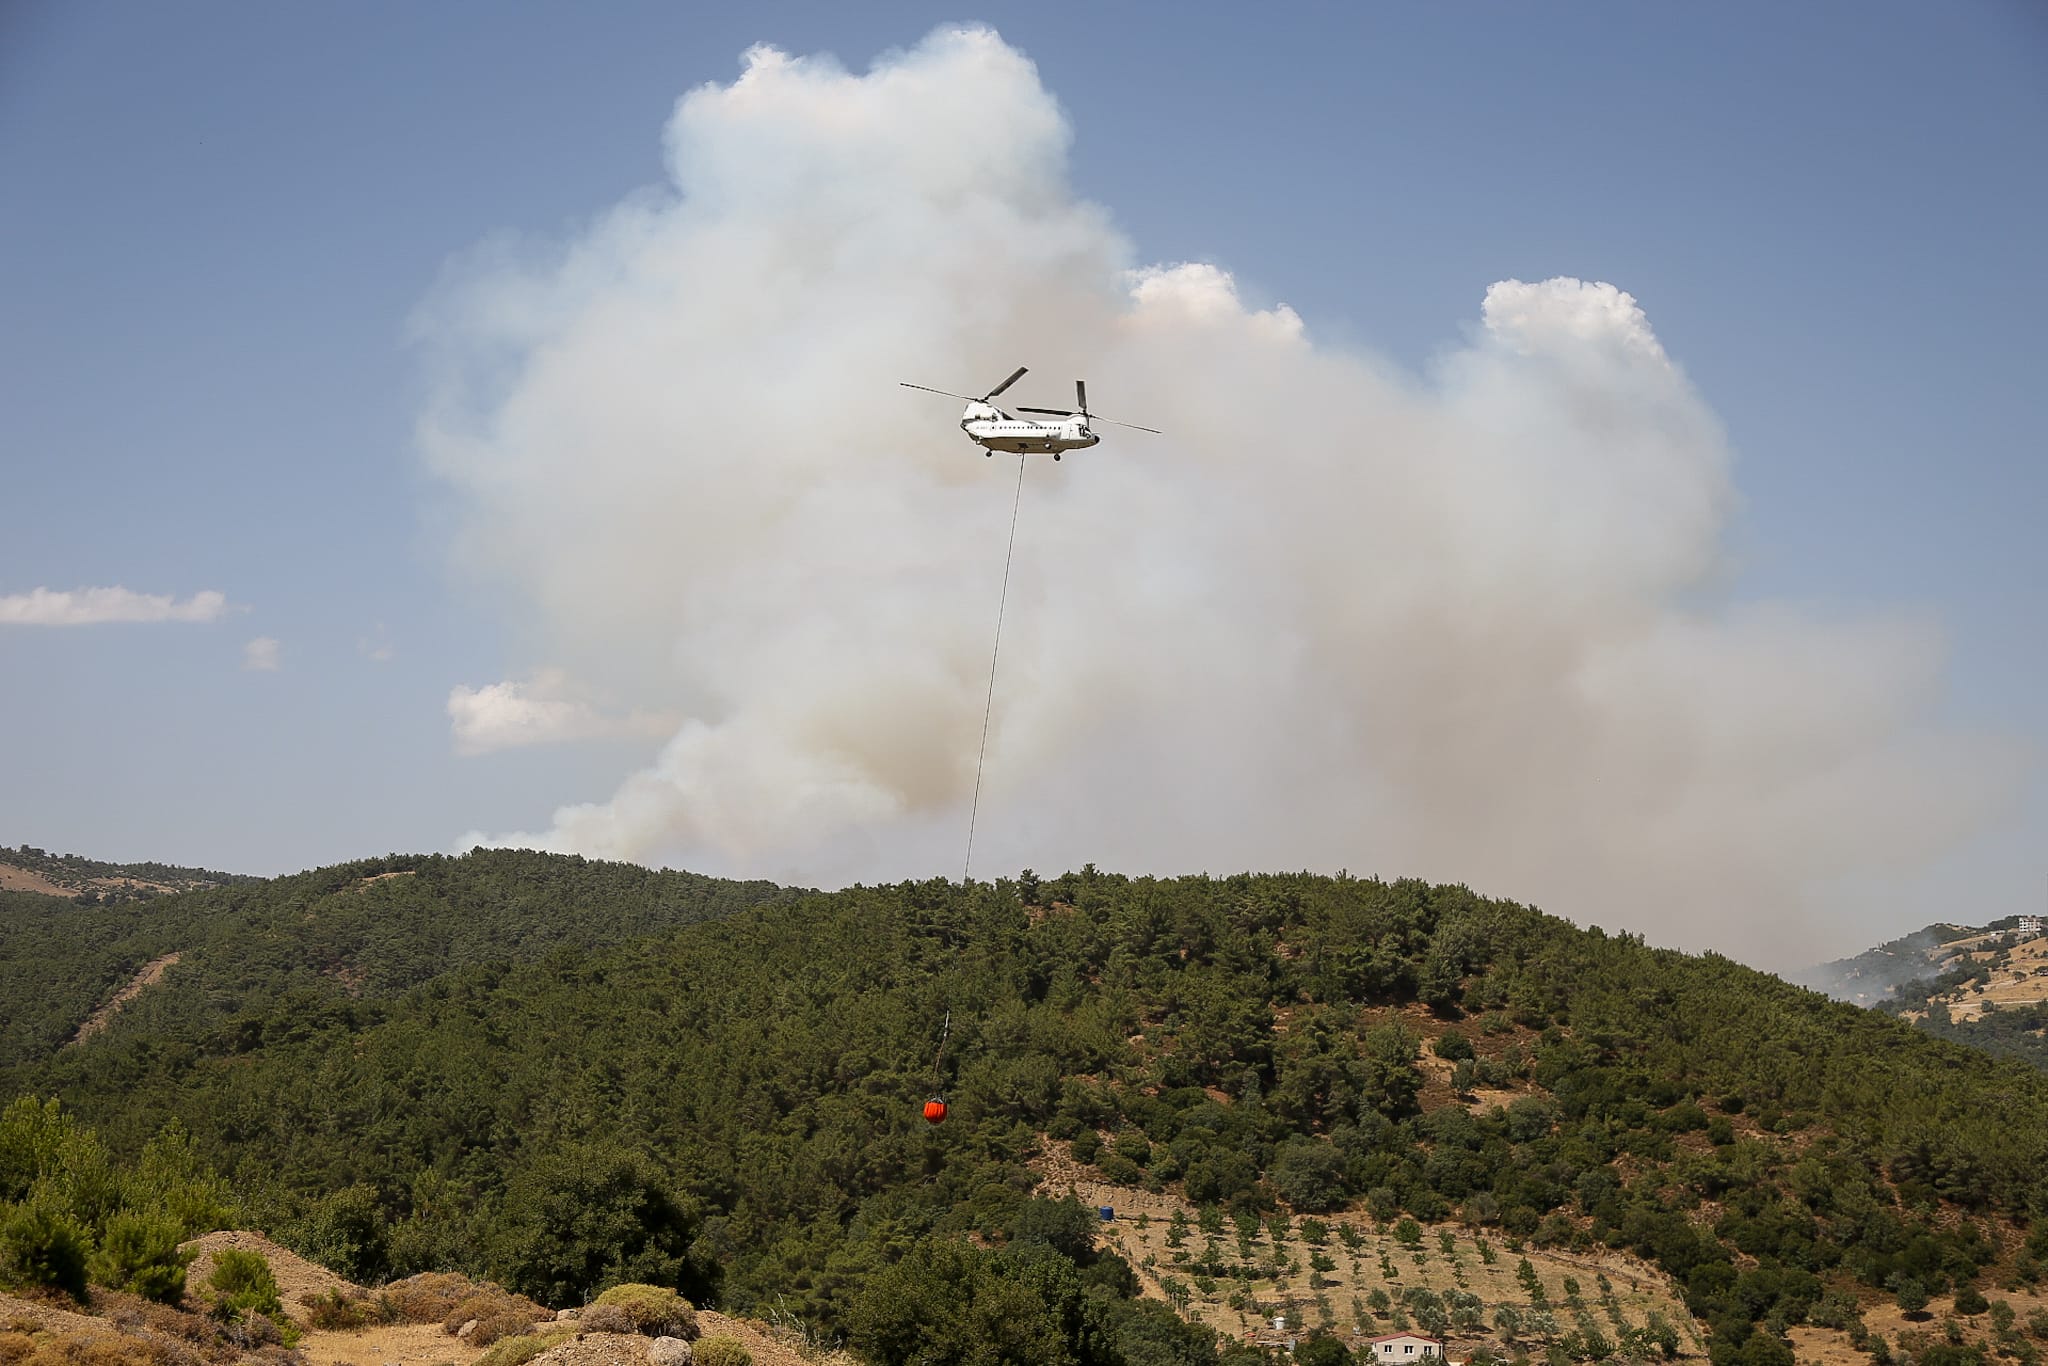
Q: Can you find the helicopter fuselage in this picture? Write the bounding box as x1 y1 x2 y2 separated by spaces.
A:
959 402 1100 458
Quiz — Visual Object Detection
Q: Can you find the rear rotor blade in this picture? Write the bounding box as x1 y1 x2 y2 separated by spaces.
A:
983 366 1028 400
1076 379 1088 414
1016 406 1076 417
1088 414 1162 434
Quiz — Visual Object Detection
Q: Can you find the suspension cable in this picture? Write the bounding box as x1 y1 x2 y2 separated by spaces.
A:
963 455 1026 884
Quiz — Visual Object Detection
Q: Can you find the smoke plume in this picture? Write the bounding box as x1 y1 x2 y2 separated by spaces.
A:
416 27 2021 961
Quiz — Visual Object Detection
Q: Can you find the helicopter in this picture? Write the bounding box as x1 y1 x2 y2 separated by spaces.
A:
900 367 1160 460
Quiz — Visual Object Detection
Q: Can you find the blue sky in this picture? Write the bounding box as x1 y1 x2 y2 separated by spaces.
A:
1 3 2040 961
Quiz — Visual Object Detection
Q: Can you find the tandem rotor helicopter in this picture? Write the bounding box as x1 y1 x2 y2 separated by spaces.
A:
900 366 1160 460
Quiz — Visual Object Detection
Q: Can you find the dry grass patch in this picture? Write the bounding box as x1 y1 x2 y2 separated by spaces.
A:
475 1327 573 1366
692 1336 750 1366
374 1274 479 1326
586 1288 696 1341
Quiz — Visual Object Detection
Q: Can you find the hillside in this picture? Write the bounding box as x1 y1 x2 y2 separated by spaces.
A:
6 856 2048 1366
0 849 804 1065
1797 919 2048 1070
0 843 258 903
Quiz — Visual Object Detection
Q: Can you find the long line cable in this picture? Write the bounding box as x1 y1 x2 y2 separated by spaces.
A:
963 455 1026 884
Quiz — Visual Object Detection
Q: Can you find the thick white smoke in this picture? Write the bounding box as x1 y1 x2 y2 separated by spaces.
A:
416 27 2020 961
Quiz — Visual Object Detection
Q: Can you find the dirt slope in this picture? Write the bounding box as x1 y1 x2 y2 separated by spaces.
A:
0 1290 118 1337
0 863 74 897
181 1230 361 1322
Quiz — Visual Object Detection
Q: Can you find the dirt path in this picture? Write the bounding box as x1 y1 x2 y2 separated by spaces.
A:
70 953 182 1045
301 1322 483 1366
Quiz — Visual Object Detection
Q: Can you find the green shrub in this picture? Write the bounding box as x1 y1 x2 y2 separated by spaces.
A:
1294 1333 1350 1366
694 1335 751 1366
207 1248 284 1322
1097 1154 1143 1185
0 1199 89 1299
486 1146 701 1307
476 1326 573 1366
591 1283 698 1339
89 1212 193 1304
128 1121 232 1238
0 1099 79 1204
294 1183 391 1285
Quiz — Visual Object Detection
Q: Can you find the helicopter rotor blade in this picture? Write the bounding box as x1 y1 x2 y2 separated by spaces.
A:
900 382 982 403
1015 406 1076 417
983 366 1028 400
1087 414 1163 434
1076 380 1088 415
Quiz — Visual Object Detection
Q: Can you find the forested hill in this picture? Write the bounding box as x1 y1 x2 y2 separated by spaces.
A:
7 856 2048 1366
0 849 803 1062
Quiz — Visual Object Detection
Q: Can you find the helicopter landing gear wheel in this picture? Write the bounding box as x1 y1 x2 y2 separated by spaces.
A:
1053 453 1061 461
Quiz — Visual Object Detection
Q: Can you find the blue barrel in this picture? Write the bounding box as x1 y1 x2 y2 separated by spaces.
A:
1099 1206 1115 1221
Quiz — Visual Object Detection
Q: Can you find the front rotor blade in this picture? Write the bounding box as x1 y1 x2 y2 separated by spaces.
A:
900 382 981 403
983 366 1028 400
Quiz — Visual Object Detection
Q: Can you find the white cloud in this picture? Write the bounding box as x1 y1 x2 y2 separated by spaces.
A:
448 670 674 755
417 26 2025 961
0 586 228 626
242 637 281 671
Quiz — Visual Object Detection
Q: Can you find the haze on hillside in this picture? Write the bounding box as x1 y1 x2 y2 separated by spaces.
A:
416 27 2022 967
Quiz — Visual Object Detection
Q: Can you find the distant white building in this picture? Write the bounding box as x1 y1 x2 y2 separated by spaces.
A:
2017 915 2044 937
1367 1334 1444 1362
